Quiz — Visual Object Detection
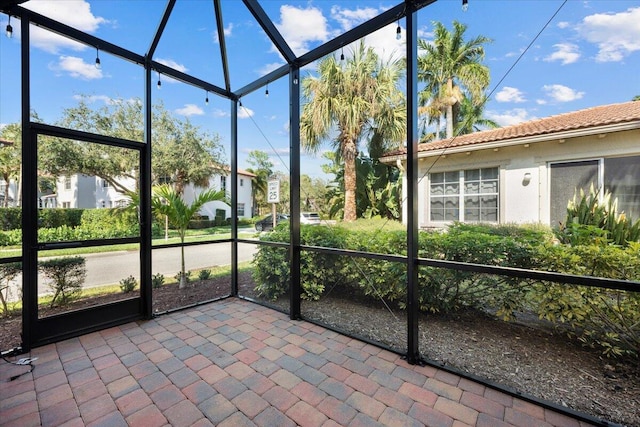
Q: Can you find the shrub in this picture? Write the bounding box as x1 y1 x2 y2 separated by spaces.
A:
198 269 212 280
0 208 21 231
39 257 86 308
119 276 137 293
175 271 191 285
533 242 640 357
558 186 640 246
152 273 165 289
38 208 83 229
0 262 21 316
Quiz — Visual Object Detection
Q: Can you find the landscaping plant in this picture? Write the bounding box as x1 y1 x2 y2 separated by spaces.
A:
0 262 21 317
39 256 86 308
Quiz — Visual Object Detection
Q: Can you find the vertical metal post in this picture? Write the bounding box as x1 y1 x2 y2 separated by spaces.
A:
405 5 421 364
20 14 35 352
231 98 239 296
289 66 301 319
141 58 153 318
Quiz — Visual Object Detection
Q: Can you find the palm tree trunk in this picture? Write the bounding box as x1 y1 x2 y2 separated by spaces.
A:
179 239 186 289
446 78 455 139
343 139 358 222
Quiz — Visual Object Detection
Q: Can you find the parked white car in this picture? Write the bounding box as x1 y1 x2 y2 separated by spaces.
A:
300 212 321 225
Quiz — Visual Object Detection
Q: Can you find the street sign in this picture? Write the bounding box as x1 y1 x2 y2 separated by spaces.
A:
267 179 280 203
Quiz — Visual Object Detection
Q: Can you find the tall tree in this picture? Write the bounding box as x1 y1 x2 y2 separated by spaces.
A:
41 96 224 196
0 124 21 207
418 21 492 139
245 150 273 216
301 41 405 221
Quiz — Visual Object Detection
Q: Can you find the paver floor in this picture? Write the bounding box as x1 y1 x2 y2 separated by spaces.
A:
1 298 599 427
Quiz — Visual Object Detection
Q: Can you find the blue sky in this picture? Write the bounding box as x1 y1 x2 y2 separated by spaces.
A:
1 0 639 179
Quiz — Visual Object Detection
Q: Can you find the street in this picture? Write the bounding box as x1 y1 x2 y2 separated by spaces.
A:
5 242 259 300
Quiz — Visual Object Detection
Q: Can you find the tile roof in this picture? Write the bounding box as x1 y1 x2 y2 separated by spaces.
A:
382 101 640 158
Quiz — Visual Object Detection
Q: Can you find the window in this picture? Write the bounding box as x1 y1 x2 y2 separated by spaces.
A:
221 176 227 192
62 202 70 208
237 203 245 216
64 176 71 190
430 167 499 222
102 179 110 188
240 178 244 187
604 156 640 220
550 156 640 226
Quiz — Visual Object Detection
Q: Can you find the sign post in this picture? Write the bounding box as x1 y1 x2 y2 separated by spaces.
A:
267 179 280 229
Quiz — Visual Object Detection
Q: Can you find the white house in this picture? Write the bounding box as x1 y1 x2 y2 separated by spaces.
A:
380 101 640 228
54 167 255 220
182 167 255 221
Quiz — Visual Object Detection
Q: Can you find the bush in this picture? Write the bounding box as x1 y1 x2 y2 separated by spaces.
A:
175 271 191 285
198 269 212 280
0 262 21 316
557 186 640 246
39 257 86 308
0 208 21 231
38 208 83 229
533 242 640 357
119 276 137 293
152 273 165 289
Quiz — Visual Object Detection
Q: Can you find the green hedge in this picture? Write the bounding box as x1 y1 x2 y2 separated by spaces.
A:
252 222 640 356
0 208 21 231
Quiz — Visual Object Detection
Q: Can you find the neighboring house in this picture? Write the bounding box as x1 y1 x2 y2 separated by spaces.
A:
182 168 255 221
54 167 255 220
55 175 134 209
380 101 640 229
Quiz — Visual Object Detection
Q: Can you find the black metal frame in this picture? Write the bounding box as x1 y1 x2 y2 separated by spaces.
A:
0 2 634 425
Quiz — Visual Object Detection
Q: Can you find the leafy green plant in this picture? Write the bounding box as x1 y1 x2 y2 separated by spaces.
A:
152 273 165 289
174 271 191 286
119 275 137 293
198 269 212 280
0 262 21 316
39 256 86 308
558 186 640 246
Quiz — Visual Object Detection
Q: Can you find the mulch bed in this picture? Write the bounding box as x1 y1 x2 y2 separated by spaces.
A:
1 271 638 426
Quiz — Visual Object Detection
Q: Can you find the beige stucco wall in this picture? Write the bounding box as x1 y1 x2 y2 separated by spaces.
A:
402 128 640 228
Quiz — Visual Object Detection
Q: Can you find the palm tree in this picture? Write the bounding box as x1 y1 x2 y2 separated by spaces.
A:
418 21 492 139
151 185 226 289
454 95 499 135
301 41 405 222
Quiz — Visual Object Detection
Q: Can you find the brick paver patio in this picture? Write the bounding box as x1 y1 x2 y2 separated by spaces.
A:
1 299 598 426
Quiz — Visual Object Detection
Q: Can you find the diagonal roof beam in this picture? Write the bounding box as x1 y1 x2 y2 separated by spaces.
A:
5 5 144 65
213 0 231 92
242 0 296 64
147 0 176 58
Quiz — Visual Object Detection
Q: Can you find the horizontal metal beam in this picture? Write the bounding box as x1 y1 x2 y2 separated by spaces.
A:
31 122 143 150
234 64 290 99
150 60 232 99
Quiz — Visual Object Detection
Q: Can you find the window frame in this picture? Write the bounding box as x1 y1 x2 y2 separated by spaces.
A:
429 167 500 224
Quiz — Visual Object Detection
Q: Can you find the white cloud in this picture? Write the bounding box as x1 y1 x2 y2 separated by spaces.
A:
224 23 233 37
238 106 254 119
542 84 585 102
212 109 229 118
577 6 640 62
73 94 113 104
362 24 405 63
155 58 188 73
175 104 204 117
275 5 329 55
544 43 580 65
22 0 107 53
330 5 380 31
50 56 103 80
557 21 570 29
486 108 537 126
495 87 526 103
258 62 285 76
